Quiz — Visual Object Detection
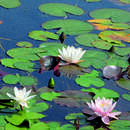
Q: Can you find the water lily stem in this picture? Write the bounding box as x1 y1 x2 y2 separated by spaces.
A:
20 105 23 111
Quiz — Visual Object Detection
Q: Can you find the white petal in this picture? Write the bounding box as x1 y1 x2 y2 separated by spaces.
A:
7 93 17 100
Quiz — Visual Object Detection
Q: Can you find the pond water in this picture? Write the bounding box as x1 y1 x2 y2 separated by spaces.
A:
0 0 130 129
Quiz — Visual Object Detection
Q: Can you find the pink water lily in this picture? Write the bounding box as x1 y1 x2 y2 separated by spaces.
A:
87 97 121 125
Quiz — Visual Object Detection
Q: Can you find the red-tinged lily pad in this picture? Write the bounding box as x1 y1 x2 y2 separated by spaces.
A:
81 88 120 99
79 50 108 69
0 0 21 8
122 93 130 101
116 78 130 90
39 3 84 17
75 33 99 47
90 8 130 23
16 41 33 48
99 31 129 45
75 70 105 88
28 30 59 41
42 19 93 35
54 90 92 108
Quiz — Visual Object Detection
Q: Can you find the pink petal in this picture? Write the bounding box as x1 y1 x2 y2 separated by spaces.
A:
107 102 117 113
108 112 121 119
102 116 110 125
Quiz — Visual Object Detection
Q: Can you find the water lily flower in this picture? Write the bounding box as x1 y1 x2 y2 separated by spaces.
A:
7 87 36 108
87 97 121 125
58 46 86 64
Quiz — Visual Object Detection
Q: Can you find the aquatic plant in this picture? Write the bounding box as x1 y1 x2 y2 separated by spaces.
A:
7 87 36 108
58 46 86 64
87 97 121 124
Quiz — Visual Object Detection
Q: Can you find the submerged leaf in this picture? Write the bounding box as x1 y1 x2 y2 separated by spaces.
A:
122 93 130 101
39 3 84 17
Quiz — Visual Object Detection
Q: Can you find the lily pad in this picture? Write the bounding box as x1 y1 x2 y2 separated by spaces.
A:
5 123 27 130
90 8 130 23
116 78 130 90
7 48 44 60
75 70 104 87
28 30 59 41
82 88 120 99
86 0 101 2
122 93 130 101
75 33 99 47
99 31 129 46
3 74 37 86
108 120 130 130
42 19 93 35
120 0 130 4
79 50 108 69
0 0 21 8
39 3 84 17
30 122 49 130
16 41 33 48
40 91 61 101
114 47 130 56
54 90 92 108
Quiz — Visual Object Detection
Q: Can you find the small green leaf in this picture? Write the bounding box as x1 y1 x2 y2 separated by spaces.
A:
16 41 33 48
30 122 49 130
40 92 61 101
122 93 130 101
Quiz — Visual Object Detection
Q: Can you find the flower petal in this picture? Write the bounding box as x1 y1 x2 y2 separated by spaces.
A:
102 116 110 125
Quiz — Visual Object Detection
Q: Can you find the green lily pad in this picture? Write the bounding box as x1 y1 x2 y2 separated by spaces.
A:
114 47 130 56
80 126 94 130
7 48 44 60
108 120 130 130
120 0 130 4
5 123 27 130
75 70 104 87
92 40 112 50
30 122 49 130
39 3 84 17
75 33 99 47
40 92 61 101
28 30 59 41
106 53 129 68
3 74 19 84
0 116 7 128
60 124 75 130
42 19 93 35
0 0 21 8
82 88 120 99
3 74 37 86
116 78 130 90
39 42 65 56
79 50 108 69
122 93 130 101
16 41 33 48
86 0 101 2
99 31 128 45
90 8 130 23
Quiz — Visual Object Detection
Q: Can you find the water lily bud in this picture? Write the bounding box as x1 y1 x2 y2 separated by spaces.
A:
48 78 55 89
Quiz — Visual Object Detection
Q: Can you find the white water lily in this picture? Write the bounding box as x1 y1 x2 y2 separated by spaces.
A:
7 87 36 108
58 46 86 64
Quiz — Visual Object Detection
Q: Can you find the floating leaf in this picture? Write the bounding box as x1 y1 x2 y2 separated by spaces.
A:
108 120 130 130
79 50 108 69
7 48 44 60
30 122 49 130
88 19 112 24
75 33 99 47
122 93 130 101
75 70 104 87
28 30 59 41
116 78 130 90
16 41 33 48
86 0 101 2
39 3 84 17
42 19 93 35
60 124 75 130
82 88 120 99
90 8 130 23
0 0 21 8
0 116 7 128
120 0 130 4
5 123 27 130
40 91 61 101
99 31 130 45
92 40 112 50
54 90 92 108
114 47 130 56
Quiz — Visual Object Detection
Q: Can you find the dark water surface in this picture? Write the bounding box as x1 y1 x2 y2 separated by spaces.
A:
0 0 130 124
